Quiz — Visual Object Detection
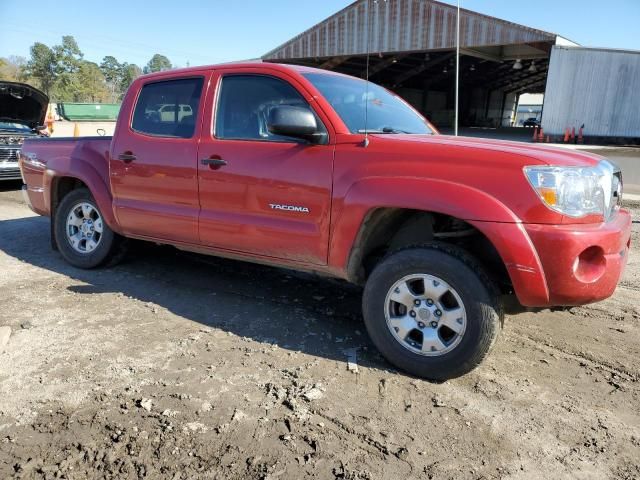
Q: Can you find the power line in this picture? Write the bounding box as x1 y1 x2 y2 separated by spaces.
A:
1 22 219 65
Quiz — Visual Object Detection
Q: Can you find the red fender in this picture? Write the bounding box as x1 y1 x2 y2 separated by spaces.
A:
44 139 120 233
329 177 549 305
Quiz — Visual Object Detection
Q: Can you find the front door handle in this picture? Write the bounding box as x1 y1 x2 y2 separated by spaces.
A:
118 153 137 163
201 158 227 169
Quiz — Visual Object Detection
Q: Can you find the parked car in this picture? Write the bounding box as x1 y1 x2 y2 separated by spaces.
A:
0 82 49 180
145 103 193 123
523 117 541 128
19 63 631 380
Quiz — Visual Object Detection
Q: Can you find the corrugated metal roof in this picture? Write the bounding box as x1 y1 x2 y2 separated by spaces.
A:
263 0 557 61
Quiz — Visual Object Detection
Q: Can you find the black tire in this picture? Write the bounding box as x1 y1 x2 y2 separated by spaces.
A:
54 188 126 269
362 244 502 380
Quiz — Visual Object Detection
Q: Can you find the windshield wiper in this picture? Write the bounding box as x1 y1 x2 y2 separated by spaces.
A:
382 127 411 134
357 127 411 134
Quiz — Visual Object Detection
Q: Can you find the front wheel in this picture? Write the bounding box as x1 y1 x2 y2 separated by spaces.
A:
362 244 502 380
54 188 125 269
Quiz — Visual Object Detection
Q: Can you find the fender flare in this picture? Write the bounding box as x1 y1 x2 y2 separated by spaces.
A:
329 176 549 305
45 144 118 232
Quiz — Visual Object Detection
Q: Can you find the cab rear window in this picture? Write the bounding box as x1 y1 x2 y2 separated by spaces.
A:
131 78 203 138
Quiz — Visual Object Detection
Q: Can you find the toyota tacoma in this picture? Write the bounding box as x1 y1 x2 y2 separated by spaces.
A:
19 63 631 380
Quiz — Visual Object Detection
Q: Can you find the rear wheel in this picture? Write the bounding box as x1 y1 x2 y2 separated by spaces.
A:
54 188 125 268
362 244 502 380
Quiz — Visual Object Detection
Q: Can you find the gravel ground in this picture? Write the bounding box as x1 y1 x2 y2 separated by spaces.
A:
0 180 639 480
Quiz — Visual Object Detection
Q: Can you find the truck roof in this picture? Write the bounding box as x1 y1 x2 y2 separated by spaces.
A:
136 62 346 82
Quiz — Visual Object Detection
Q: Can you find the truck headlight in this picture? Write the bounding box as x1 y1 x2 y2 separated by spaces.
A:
524 160 619 218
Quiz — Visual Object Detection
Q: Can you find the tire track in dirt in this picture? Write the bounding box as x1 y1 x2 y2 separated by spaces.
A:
618 283 640 293
311 410 416 476
509 331 639 382
313 411 394 457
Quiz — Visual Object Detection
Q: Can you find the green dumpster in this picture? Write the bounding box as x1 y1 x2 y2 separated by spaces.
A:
57 103 121 121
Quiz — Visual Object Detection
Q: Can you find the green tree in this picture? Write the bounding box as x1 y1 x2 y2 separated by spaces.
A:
22 35 142 101
0 56 29 82
74 61 109 102
54 35 83 74
119 63 142 94
100 55 121 83
25 42 57 95
52 36 84 99
100 55 122 102
143 54 172 74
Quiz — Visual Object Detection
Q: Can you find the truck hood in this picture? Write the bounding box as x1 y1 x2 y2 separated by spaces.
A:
381 134 604 168
0 82 49 129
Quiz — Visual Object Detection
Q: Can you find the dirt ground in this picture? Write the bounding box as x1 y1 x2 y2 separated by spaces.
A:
0 180 639 480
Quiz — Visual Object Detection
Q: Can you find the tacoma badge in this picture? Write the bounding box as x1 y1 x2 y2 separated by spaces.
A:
269 203 310 213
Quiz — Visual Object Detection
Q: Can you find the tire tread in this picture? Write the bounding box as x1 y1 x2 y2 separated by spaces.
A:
363 242 503 380
54 188 126 269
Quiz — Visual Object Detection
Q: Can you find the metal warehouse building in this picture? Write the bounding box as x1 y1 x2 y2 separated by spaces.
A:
543 46 640 142
262 0 640 142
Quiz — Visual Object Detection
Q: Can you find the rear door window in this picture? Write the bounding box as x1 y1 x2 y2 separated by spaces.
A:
132 77 203 138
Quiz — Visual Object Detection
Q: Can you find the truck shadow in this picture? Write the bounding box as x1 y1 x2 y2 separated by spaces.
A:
0 215 397 375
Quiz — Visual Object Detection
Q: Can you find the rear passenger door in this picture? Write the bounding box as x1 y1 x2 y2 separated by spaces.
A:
110 76 206 244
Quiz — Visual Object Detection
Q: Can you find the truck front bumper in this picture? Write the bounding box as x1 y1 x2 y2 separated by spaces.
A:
471 208 631 308
22 184 48 216
523 209 631 306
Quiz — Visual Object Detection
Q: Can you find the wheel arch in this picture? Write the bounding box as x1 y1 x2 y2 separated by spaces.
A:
330 177 548 305
47 152 117 233
344 207 509 288
48 164 118 251
50 172 116 224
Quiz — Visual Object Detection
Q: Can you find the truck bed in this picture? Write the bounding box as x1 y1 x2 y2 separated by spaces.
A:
20 136 113 217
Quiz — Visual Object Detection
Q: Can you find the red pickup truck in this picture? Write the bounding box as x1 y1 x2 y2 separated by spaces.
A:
20 63 631 380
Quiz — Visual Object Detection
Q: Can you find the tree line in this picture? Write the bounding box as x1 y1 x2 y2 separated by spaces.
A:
0 35 174 103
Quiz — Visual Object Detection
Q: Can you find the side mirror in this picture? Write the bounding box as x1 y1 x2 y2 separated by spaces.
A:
267 105 326 144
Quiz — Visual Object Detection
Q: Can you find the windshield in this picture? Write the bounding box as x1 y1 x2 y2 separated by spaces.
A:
303 73 433 135
0 122 31 132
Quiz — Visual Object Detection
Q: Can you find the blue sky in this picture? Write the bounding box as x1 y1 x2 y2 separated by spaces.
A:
1 0 639 68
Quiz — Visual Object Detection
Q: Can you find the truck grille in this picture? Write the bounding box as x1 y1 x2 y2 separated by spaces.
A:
0 147 20 162
0 167 21 179
0 146 21 180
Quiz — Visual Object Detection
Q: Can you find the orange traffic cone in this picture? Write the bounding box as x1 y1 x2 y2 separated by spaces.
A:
73 123 80 137
538 128 545 142
563 128 570 143
532 126 539 142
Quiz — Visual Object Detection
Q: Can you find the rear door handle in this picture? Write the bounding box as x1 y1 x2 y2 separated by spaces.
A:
118 153 137 163
201 158 227 168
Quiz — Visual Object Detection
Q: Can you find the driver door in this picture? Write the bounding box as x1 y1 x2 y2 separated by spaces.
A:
197 70 335 265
